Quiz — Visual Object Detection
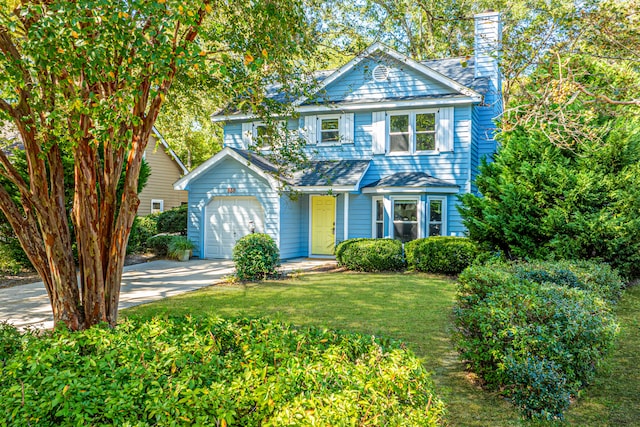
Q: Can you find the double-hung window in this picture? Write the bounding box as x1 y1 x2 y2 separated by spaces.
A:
388 110 437 154
319 116 340 144
427 196 446 236
372 197 385 238
392 198 419 243
303 113 354 145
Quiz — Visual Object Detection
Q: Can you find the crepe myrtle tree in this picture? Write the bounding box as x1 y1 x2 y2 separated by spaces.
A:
0 0 313 330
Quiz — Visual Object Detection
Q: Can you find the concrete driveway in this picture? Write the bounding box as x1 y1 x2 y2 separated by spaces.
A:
0 258 335 330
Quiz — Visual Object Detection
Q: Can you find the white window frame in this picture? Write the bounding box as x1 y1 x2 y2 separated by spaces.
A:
317 114 342 145
151 199 164 214
427 196 447 237
371 196 385 238
389 196 422 242
386 109 439 155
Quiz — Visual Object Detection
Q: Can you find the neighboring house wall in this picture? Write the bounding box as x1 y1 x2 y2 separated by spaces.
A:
137 134 188 216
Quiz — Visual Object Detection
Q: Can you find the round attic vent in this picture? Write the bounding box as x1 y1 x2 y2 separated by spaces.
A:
372 64 389 82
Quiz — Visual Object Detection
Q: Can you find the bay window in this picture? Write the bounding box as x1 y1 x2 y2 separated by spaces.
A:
392 198 419 243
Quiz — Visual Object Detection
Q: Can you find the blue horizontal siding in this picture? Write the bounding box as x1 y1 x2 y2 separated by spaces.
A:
186 157 280 258
347 194 373 238
279 195 306 259
321 57 453 103
224 123 244 149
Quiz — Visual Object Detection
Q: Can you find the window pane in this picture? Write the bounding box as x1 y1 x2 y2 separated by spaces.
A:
321 130 339 143
394 222 418 243
376 200 384 221
394 201 417 221
416 133 435 151
390 115 409 133
376 222 384 238
429 224 442 236
321 118 339 131
415 113 435 132
390 134 409 152
430 200 442 222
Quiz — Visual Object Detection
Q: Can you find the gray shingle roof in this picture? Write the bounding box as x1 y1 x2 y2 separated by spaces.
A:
421 56 490 94
363 172 459 188
291 160 370 187
228 147 279 174
229 147 370 188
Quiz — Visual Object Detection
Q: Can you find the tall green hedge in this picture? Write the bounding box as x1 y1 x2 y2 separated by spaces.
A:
0 317 445 426
335 238 405 272
405 237 478 275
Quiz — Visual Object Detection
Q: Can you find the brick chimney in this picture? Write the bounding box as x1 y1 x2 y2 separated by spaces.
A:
474 11 502 89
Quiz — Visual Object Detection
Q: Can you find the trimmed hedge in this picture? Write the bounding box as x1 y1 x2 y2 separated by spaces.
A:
0 317 445 426
335 238 405 272
454 263 619 420
405 237 478 275
233 233 280 280
512 259 624 304
156 204 188 235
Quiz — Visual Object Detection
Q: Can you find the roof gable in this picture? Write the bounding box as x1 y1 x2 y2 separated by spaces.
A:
151 127 188 175
295 42 481 107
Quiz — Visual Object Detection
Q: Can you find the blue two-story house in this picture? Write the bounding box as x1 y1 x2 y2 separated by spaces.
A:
175 12 502 259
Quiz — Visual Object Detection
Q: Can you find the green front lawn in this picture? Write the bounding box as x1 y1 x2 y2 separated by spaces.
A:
124 272 640 426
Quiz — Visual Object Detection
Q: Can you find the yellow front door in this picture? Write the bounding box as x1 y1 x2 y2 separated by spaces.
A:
311 196 335 255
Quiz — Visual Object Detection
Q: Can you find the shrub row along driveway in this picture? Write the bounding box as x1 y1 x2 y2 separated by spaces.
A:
0 258 334 329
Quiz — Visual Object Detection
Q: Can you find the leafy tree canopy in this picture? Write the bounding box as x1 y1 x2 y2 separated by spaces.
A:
308 0 640 146
0 0 314 329
459 116 640 278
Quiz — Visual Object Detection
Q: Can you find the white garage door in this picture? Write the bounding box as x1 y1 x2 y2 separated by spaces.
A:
205 196 265 259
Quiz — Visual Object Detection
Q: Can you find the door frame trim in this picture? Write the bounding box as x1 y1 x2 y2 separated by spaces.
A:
308 194 337 256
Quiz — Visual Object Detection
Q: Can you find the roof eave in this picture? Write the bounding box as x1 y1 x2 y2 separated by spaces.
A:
361 186 460 194
173 147 279 191
212 96 480 123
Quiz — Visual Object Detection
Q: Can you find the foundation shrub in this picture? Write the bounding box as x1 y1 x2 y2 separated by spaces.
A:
454 264 618 420
0 317 445 426
335 238 405 272
405 237 478 275
233 233 280 280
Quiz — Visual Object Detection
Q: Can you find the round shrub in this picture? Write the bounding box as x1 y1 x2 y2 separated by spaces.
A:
233 233 280 280
156 204 188 234
454 264 618 419
335 238 405 272
405 236 478 275
0 317 445 426
146 234 176 257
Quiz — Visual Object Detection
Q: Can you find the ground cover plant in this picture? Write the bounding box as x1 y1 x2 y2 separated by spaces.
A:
335 238 405 272
123 271 639 426
454 262 620 420
0 317 444 426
